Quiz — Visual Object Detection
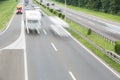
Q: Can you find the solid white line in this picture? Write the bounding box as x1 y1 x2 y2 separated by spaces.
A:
51 42 58 51
22 14 28 80
70 35 120 79
69 71 77 80
43 29 47 35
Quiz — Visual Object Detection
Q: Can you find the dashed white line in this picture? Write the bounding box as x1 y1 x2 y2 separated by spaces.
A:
43 29 47 35
69 71 77 80
51 42 58 51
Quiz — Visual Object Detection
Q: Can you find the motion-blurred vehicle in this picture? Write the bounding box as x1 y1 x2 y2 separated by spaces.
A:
54 7 62 12
25 6 30 10
16 5 22 14
25 10 42 34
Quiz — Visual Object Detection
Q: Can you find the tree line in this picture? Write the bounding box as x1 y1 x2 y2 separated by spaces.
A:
55 0 120 15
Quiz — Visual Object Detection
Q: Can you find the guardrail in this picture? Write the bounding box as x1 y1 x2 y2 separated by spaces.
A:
105 50 120 64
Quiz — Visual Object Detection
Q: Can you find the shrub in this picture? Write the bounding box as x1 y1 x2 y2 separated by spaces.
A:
115 41 120 54
53 10 58 15
61 14 65 19
49 9 54 13
58 12 62 17
87 28 92 35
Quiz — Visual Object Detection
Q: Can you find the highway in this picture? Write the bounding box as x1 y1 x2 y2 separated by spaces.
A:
55 5 120 41
0 0 119 80
25 14 120 80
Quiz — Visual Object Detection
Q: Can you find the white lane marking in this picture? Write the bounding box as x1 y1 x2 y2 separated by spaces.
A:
69 71 77 80
43 29 47 35
51 42 58 51
22 14 28 80
70 34 120 79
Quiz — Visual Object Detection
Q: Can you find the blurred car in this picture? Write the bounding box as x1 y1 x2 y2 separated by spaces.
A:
51 3 55 6
55 7 62 12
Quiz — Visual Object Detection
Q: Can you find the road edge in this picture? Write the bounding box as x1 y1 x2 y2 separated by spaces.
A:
69 33 120 79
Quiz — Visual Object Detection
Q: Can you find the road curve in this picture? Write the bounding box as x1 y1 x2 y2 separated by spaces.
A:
0 14 22 49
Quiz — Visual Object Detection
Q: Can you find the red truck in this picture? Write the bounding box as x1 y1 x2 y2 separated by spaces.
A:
16 6 22 14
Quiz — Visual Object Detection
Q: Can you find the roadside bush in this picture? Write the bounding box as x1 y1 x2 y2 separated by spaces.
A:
87 28 92 35
53 10 58 15
115 41 120 54
49 9 54 13
58 12 62 17
47 7 50 10
61 14 65 19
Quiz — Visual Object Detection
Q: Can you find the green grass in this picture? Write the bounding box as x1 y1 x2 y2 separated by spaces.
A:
0 0 17 30
68 29 120 73
67 20 115 52
51 1 120 22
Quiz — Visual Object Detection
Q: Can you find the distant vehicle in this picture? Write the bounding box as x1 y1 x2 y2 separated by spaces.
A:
24 0 29 6
31 4 36 7
51 3 55 6
54 7 62 12
25 10 42 34
16 5 22 14
25 6 30 10
46 3 50 6
24 0 29 4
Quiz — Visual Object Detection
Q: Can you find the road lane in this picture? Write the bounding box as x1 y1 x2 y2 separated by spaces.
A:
26 14 120 80
42 16 120 80
26 32 71 80
65 10 120 40
54 5 120 40
0 14 22 49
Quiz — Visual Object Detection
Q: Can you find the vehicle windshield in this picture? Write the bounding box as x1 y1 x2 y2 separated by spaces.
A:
28 20 38 23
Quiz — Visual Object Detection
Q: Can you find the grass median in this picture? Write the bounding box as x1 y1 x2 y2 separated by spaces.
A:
50 0 120 23
68 20 115 52
34 0 120 73
0 0 18 30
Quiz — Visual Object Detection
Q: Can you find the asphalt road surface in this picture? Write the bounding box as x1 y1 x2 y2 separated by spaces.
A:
55 5 120 41
0 49 24 80
25 15 120 80
0 14 22 49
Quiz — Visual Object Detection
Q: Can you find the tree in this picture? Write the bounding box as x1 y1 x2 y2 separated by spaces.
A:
101 0 110 13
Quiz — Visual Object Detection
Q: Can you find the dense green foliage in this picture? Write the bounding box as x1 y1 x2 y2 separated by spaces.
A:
115 41 120 54
55 0 120 15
